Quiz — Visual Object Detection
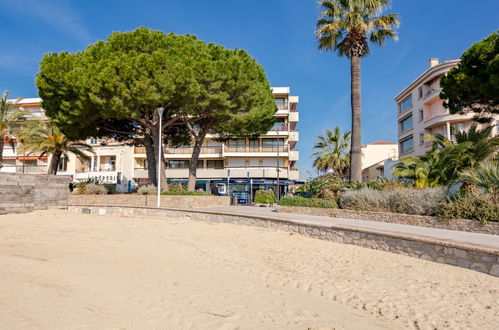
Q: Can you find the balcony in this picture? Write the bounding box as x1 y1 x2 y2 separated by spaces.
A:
0 165 48 174
224 145 287 153
289 150 299 161
288 112 299 122
288 131 299 142
133 166 297 180
134 145 223 158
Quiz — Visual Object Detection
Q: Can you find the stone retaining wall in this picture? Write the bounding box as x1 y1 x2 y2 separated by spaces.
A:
69 194 230 209
0 173 69 214
67 204 499 277
278 206 499 235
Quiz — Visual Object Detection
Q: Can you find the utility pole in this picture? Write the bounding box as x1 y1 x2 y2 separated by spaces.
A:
156 107 164 208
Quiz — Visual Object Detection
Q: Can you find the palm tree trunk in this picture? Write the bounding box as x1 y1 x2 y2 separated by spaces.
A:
48 151 62 175
187 130 208 192
349 55 362 183
0 139 4 169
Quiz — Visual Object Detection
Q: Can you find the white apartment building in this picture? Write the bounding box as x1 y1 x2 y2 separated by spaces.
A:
395 58 499 157
2 87 300 199
361 141 398 181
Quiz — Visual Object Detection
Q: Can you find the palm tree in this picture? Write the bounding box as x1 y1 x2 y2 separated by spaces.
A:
316 0 399 182
0 91 26 169
459 160 499 197
17 120 94 175
312 126 351 175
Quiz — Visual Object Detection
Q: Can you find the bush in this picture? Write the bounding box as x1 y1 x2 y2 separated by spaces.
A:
254 190 276 204
161 190 210 196
437 194 499 223
339 187 447 216
103 184 117 194
84 184 108 195
137 185 157 195
279 196 337 208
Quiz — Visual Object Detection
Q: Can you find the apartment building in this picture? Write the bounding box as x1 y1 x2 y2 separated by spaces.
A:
361 141 398 181
2 87 300 199
395 58 499 157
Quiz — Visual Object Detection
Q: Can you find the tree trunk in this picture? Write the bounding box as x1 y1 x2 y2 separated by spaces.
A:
349 55 362 183
0 139 4 170
48 150 62 175
187 130 208 192
143 135 157 186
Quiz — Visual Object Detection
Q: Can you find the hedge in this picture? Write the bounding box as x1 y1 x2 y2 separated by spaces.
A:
278 196 337 208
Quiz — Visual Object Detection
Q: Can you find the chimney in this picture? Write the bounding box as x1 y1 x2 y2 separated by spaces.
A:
429 58 439 68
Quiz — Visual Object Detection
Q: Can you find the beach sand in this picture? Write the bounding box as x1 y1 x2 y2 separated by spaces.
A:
0 210 497 329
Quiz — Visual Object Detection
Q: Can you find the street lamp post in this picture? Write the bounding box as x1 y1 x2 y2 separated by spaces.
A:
156 107 164 208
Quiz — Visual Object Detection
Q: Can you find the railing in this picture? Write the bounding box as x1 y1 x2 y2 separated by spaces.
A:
134 146 223 155
225 145 287 153
76 168 116 173
270 124 289 132
0 165 48 174
275 102 289 110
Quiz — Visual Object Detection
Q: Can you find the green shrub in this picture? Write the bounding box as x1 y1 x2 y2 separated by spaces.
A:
161 190 211 196
437 194 499 223
279 196 337 208
254 190 276 204
103 184 117 194
84 184 108 195
339 187 447 216
137 185 157 195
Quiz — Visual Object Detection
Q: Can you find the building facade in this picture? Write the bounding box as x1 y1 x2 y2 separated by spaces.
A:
361 141 398 181
395 58 499 157
2 87 300 199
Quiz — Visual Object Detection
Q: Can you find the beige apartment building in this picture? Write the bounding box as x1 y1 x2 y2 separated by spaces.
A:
361 141 398 181
395 58 499 157
2 87 300 198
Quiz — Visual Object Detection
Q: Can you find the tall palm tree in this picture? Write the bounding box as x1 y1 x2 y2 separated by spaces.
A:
0 91 26 169
312 126 351 175
316 0 399 182
17 120 94 175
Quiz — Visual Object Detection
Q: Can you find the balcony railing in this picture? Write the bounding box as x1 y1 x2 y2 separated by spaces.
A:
0 165 48 174
134 146 223 155
225 145 287 153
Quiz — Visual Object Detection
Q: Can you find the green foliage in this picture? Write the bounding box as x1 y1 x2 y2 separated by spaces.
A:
161 190 211 196
301 174 347 198
279 196 337 208
339 187 447 216
315 0 399 58
103 184 117 194
437 194 499 223
459 160 499 195
137 185 157 195
84 184 108 195
254 190 276 204
394 125 499 187
441 31 499 120
0 91 28 168
312 126 350 174
16 120 94 175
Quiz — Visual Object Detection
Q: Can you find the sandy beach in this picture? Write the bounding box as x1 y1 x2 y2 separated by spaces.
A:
0 210 498 329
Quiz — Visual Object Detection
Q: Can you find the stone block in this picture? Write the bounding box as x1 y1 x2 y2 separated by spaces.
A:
470 263 489 273
453 248 467 259
489 265 499 277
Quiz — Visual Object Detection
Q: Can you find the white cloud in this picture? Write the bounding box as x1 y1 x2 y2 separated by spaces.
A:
1 0 91 43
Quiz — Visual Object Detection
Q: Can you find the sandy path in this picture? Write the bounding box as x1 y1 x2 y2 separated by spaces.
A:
0 210 498 329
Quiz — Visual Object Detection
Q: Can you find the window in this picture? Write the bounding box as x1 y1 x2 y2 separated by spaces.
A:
90 138 98 144
228 139 246 152
271 117 286 131
399 115 413 133
58 157 67 172
262 138 285 152
418 87 423 100
418 109 424 122
419 133 425 145
206 160 223 169
249 139 259 152
258 159 264 167
398 95 412 113
400 136 414 154
167 160 189 168
197 160 204 168
274 98 287 110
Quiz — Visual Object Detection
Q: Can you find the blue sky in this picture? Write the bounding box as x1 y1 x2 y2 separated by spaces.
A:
1 0 498 177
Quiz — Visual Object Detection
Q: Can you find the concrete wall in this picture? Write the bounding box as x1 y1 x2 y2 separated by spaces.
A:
277 206 499 235
67 205 499 277
68 194 230 208
0 173 69 214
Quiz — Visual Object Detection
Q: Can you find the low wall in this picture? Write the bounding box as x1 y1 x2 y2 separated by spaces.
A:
67 205 499 278
0 173 69 214
277 206 499 235
68 194 230 209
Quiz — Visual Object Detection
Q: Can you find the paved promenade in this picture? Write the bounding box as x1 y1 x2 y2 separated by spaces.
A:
199 206 499 250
